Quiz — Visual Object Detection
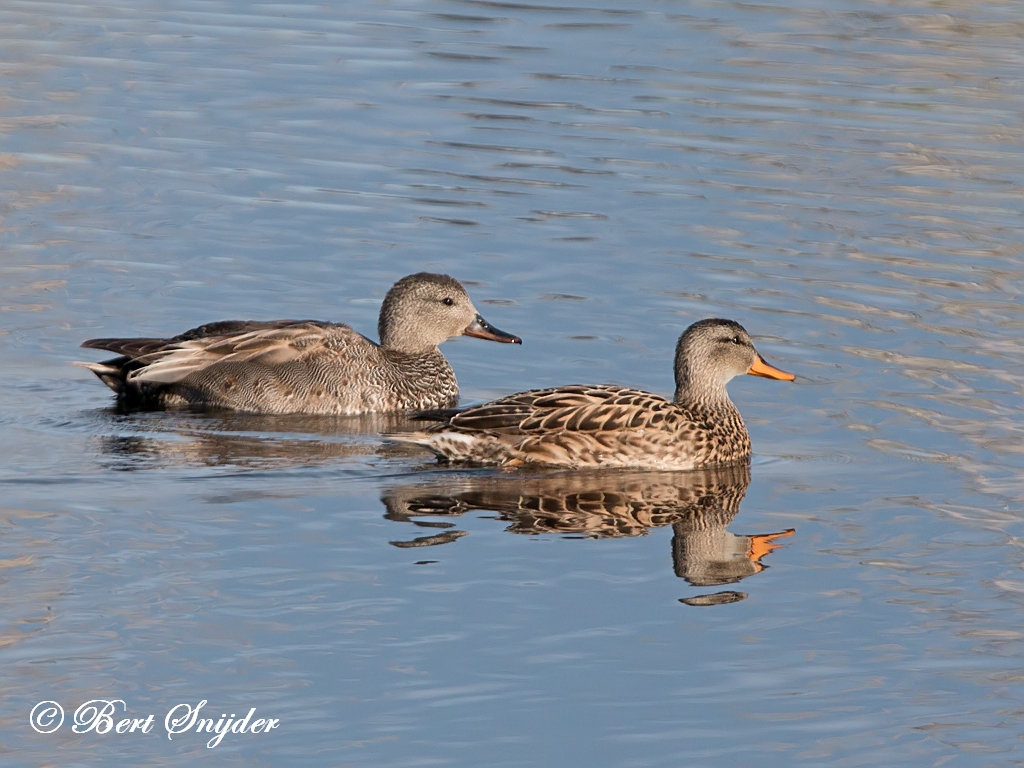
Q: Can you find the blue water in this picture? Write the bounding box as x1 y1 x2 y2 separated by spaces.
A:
3 0 1024 764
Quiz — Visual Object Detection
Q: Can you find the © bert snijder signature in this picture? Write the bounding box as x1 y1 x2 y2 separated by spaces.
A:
30 699 280 748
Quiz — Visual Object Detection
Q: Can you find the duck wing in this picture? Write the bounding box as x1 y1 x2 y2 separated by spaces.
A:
81 320 317 358
437 384 677 435
124 322 370 384
408 384 702 467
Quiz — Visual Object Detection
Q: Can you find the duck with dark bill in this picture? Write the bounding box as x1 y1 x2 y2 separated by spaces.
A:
77 273 520 415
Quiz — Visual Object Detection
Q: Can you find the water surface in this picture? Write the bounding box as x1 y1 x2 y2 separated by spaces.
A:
3 0 1024 764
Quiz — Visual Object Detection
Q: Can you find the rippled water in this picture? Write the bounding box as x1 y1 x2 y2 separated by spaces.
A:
3 0 1024 764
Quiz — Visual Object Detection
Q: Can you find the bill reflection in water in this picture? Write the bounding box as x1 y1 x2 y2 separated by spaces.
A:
383 463 794 604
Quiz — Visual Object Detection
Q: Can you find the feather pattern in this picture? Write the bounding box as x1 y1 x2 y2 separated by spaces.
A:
76 273 520 414
396 318 793 470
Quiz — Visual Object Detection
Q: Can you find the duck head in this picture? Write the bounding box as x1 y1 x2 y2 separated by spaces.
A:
673 318 793 402
378 272 521 353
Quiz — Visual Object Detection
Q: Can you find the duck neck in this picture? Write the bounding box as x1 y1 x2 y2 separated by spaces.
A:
380 347 459 409
378 333 437 355
674 373 750 464
673 364 734 410
674 384 741 423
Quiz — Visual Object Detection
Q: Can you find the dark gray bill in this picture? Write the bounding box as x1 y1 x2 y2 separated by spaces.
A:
463 314 522 344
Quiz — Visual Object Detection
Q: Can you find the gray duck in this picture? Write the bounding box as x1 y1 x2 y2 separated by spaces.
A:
77 272 520 414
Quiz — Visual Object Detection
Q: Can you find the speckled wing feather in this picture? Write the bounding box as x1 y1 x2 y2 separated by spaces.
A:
416 384 706 468
438 385 672 434
520 387 677 433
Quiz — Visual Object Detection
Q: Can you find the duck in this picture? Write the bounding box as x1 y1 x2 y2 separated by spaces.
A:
77 272 521 414
397 318 793 470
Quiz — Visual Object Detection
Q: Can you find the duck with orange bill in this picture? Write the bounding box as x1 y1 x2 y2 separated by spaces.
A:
397 318 793 470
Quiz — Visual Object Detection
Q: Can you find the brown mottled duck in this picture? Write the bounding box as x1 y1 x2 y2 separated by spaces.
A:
399 318 792 470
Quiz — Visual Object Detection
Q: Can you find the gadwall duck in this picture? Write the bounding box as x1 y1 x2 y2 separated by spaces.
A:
77 272 521 414
399 318 793 470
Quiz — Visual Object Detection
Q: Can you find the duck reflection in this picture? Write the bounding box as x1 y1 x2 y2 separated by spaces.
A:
91 410 426 470
383 464 793 603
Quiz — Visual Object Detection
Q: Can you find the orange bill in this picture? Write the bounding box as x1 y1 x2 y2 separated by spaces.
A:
747 528 796 572
747 354 795 381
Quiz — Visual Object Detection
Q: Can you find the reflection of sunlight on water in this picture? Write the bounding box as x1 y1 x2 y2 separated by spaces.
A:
1 0 1024 764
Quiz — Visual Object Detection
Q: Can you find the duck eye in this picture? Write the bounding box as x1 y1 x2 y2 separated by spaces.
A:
731 335 742 345
442 297 454 306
